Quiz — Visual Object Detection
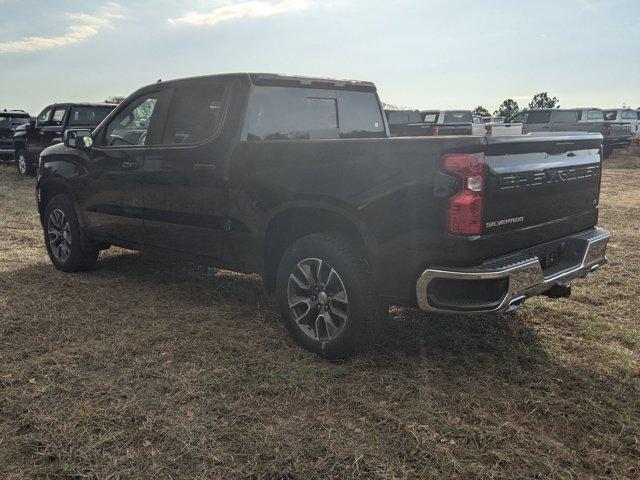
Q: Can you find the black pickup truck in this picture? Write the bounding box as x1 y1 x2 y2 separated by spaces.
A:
36 73 610 358
13 102 115 176
0 110 30 161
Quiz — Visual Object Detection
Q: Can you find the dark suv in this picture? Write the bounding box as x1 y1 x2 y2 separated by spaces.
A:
13 102 115 175
0 110 30 161
36 73 609 358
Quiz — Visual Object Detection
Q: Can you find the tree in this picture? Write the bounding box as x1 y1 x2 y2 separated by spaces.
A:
473 106 490 117
494 99 520 119
528 92 560 109
104 96 126 104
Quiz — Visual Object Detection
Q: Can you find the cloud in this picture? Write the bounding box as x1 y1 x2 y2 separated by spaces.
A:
168 0 312 27
0 3 124 54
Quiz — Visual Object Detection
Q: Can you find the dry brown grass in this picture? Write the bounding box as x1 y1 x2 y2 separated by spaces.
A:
1 149 639 479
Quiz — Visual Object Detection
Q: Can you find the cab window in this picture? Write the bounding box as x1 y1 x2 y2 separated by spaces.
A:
526 111 551 124
103 93 161 146
37 107 53 126
161 83 228 145
588 110 605 121
51 108 67 126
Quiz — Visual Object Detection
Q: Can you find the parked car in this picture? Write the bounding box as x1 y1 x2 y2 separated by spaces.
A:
0 110 30 161
484 119 523 136
508 108 632 157
386 109 473 136
472 115 485 136
13 102 116 176
603 109 639 139
483 116 505 124
36 73 610 358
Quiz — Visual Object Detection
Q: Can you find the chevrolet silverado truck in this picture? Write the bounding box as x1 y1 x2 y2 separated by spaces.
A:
35 73 610 358
13 102 116 176
0 110 30 161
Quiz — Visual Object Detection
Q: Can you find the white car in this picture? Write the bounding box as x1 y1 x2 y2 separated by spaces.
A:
472 115 486 136
485 116 523 136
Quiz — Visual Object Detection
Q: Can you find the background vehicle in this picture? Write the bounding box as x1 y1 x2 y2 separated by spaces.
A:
0 110 30 161
37 73 609 358
386 109 473 136
508 108 632 157
472 115 485 135
603 109 639 139
13 102 115 176
484 119 523 136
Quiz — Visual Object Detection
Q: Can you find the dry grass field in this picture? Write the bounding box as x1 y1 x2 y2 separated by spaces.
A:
1 148 639 479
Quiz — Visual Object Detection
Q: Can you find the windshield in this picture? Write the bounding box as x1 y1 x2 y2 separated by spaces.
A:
444 111 472 123
0 114 30 128
69 106 114 126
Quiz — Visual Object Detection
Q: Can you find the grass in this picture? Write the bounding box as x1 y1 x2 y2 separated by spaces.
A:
1 147 639 479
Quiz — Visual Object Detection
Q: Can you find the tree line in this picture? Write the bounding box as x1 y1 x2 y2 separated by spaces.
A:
473 92 560 119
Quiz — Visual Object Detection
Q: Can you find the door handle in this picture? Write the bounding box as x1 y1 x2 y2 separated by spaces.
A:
121 161 139 170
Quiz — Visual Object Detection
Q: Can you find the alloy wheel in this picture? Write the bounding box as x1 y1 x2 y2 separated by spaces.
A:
287 258 349 342
48 209 72 263
17 154 27 175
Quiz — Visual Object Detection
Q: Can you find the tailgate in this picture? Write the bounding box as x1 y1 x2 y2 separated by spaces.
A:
482 133 603 236
610 122 632 137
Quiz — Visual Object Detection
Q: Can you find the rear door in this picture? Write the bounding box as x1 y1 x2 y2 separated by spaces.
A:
142 79 232 258
82 91 168 244
523 110 551 133
550 110 582 133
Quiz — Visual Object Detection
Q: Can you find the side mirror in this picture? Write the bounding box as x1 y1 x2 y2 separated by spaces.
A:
64 128 93 150
29 118 36 128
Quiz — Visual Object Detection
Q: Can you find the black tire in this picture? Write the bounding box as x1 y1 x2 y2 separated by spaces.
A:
15 149 34 176
275 233 383 359
603 145 613 159
43 194 99 272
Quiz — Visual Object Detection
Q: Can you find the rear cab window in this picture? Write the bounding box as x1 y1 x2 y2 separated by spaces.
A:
551 111 578 123
69 107 113 126
244 86 386 140
0 114 29 127
587 110 604 121
422 111 440 123
526 111 551 124
444 111 472 123
386 110 421 125
603 111 617 121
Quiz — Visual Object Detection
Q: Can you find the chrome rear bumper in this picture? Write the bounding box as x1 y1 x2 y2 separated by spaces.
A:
416 228 610 314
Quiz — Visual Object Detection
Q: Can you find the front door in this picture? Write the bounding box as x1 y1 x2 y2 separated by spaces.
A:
31 106 67 159
81 91 168 245
142 81 230 259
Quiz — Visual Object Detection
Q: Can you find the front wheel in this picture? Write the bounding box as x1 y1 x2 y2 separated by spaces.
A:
15 149 34 176
43 194 99 272
275 233 383 359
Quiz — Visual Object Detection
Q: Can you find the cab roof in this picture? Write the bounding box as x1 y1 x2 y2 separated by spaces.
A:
141 72 377 93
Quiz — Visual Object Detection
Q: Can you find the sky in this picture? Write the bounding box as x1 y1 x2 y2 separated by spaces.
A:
0 0 639 116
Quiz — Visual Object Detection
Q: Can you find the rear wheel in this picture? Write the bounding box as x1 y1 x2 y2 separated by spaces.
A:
44 194 99 272
15 149 34 176
276 233 382 359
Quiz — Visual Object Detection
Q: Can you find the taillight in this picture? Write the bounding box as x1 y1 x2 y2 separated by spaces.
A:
603 123 612 136
432 125 440 136
485 124 493 136
443 153 485 235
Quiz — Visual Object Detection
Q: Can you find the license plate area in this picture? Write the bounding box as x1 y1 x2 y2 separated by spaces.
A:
527 237 589 278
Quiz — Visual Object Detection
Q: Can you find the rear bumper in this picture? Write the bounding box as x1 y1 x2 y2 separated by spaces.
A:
416 228 610 314
604 137 632 148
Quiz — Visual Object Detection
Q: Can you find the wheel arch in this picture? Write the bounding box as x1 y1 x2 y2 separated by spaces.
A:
262 203 378 291
37 177 76 225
